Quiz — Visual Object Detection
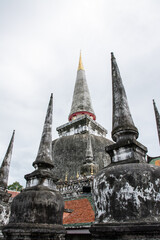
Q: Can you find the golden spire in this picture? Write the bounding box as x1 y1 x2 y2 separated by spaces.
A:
91 164 93 175
65 172 68 181
78 51 84 70
77 171 79 179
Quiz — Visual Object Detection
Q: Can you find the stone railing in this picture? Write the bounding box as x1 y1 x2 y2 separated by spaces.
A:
56 176 94 199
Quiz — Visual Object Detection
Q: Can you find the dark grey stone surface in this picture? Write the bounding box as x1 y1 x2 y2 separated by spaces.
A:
93 163 160 224
2 184 66 240
33 94 54 168
52 133 112 181
0 191 11 226
0 130 15 191
0 131 14 238
90 161 160 240
7 185 64 224
90 222 160 239
111 52 138 142
3 223 65 240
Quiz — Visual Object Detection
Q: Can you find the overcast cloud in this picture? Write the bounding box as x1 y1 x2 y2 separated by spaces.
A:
0 0 160 186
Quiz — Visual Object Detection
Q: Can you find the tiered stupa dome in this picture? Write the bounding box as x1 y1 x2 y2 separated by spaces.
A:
52 53 112 182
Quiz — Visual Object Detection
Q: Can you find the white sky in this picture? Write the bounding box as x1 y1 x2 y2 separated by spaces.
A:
0 0 160 186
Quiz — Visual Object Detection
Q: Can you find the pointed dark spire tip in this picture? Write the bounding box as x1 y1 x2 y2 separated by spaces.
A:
111 52 115 59
153 99 155 103
12 130 15 139
33 92 53 168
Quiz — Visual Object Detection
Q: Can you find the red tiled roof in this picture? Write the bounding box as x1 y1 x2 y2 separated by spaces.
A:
63 198 95 225
8 190 20 198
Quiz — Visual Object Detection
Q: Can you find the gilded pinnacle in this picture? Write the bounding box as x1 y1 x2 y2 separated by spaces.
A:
77 171 79 179
65 172 68 181
91 165 93 175
78 51 84 70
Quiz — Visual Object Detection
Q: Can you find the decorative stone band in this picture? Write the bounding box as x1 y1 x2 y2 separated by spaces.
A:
56 176 93 199
69 111 96 121
3 223 66 240
105 139 147 163
25 169 58 190
57 115 107 137
112 125 139 143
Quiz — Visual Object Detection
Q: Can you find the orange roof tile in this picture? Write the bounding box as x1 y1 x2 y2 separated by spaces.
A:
63 198 95 225
8 190 20 198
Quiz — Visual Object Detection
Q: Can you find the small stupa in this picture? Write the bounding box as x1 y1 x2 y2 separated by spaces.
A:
3 94 66 240
80 134 98 176
90 53 160 240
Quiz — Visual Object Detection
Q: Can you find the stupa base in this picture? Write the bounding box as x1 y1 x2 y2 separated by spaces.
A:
3 223 66 240
90 222 160 240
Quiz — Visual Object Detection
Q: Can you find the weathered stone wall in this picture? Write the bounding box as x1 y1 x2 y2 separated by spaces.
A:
0 202 10 240
52 133 112 181
90 222 160 240
93 163 160 224
0 191 11 240
0 202 10 226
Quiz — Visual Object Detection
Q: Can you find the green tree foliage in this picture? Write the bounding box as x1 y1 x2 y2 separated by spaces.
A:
8 181 23 191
